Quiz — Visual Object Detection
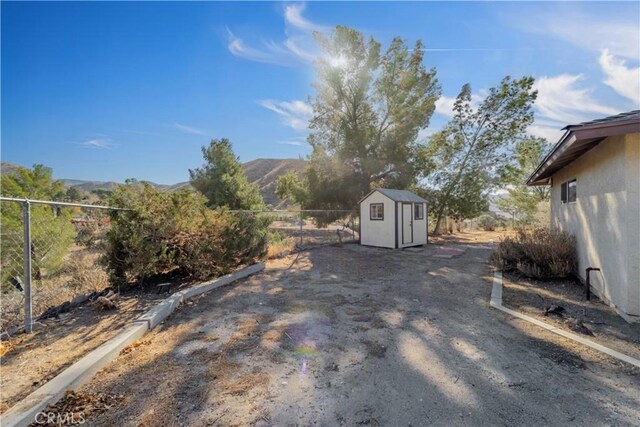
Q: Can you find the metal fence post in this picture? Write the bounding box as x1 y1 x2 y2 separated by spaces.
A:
299 210 303 247
22 200 33 333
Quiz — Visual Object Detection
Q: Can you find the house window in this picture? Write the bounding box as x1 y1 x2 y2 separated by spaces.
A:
370 203 384 220
561 179 577 203
414 203 424 220
567 179 577 203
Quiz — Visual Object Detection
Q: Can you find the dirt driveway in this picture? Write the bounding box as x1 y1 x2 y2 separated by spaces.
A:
68 244 639 426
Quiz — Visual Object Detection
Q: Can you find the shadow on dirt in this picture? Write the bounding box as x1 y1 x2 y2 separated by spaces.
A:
53 243 640 426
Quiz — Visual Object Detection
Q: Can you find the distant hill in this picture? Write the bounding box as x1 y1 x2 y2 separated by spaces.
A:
61 180 121 192
242 158 307 207
0 162 25 177
1 159 307 207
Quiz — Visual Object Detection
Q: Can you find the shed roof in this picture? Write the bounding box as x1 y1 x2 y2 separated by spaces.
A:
527 110 640 186
360 188 427 203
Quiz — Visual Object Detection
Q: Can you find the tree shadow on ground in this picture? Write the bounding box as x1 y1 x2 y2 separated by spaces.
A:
59 244 640 426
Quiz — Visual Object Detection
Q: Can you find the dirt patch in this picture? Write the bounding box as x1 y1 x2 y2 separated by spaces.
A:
0 295 159 413
223 371 270 396
502 271 640 363
532 339 587 370
17 246 640 426
361 339 387 358
0 262 266 415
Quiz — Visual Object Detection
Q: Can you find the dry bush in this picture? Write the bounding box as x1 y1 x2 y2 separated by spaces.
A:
266 237 296 259
477 214 497 231
104 184 268 286
491 228 577 279
64 253 109 295
1 291 24 333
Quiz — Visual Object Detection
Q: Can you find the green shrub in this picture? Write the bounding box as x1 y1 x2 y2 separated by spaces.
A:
477 214 496 231
491 228 577 279
103 184 268 286
0 165 75 290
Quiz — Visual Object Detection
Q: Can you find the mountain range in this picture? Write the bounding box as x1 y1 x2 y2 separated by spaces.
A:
0 158 307 207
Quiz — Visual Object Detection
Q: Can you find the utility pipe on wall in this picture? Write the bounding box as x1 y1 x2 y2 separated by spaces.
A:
585 267 601 301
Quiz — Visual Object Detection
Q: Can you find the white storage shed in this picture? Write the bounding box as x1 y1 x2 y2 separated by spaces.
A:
359 188 428 249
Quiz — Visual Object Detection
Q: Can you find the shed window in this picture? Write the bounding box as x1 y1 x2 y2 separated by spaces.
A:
414 203 424 220
561 179 577 203
370 203 384 220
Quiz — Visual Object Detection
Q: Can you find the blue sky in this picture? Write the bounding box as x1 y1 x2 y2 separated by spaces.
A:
2 1 639 184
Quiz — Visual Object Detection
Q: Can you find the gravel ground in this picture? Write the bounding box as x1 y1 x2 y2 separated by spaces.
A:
40 244 640 426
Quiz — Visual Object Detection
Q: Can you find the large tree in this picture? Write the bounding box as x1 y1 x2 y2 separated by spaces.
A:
498 136 551 225
288 26 441 209
424 77 538 233
189 138 264 210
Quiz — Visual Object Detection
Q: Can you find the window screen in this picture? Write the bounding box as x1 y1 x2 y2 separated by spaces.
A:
567 179 577 203
414 203 424 220
561 180 576 203
370 203 384 220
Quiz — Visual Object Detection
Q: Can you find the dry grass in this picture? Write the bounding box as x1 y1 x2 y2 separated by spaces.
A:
120 339 151 356
267 238 296 259
206 354 242 383
262 329 283 342
429 229 515 246
236 318 259 336
223 372 270 396
1 247 109 332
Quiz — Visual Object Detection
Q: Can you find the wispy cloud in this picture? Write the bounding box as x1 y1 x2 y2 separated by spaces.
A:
434 96 456 118
528 73 625 141
514 8 640 60
77 138 114 149
533 74 619 125
277 139 306 146
226 3 324 67
434 91 485 118
226 29 299 66
174 123 208 136
284 3 328 33
599 50 640 106
527 123 564 143
259 99 313 131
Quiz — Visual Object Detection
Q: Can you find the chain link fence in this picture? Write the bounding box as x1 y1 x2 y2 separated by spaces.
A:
1 199 360 335
227 209 359 258
262 209 358 248
1 198 121 335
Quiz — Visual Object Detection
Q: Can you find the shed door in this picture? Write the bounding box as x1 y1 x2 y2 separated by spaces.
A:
402 203 413 244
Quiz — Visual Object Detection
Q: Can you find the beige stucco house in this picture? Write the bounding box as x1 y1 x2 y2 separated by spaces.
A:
359 188 427 249
528 110 640 322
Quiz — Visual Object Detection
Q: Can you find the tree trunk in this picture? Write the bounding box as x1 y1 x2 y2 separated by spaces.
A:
432 202 448 235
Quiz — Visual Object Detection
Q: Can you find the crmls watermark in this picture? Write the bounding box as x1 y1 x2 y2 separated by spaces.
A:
34 411 86 425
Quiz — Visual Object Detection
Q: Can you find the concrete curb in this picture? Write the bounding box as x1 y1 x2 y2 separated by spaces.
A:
2 262 265 427
490 270 640 369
